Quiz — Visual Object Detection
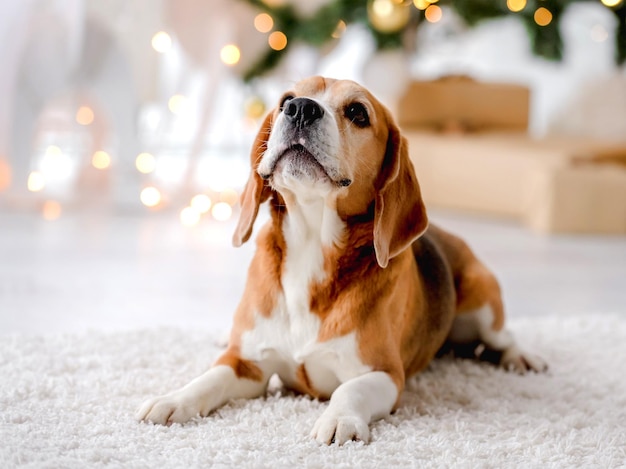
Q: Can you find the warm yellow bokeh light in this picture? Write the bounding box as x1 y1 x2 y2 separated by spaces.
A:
135 152 156 174
372 0 394 17
534 7 552 26
425 4 443 22
507 0 526 12
220 44 241 66
76 106 94 125
254 13 274 33
180 206 201 227
601 0 623 7
42 200 62 221
244 96 266 119
191 194 212 214
211 202 232 221
168 94 188 115
140 186 161 207
40 145 72 179
268 31 288 51
151 31 172 53
46 145 62 157
219 189 239 207
332 20 347 39
413 0 430 10
92 151 111 170
262 0 286 6
27 171 45 192
0 158 10 192
368 0 411 33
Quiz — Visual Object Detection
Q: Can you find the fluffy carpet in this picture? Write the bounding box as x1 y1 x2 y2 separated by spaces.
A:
1 314 625 468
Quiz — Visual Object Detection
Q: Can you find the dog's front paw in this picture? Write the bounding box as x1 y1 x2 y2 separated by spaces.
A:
311 409 370 445
135 392 203 425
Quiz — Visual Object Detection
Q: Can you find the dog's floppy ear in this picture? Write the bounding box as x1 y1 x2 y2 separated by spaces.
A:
233 111 274 247
373 118 428 268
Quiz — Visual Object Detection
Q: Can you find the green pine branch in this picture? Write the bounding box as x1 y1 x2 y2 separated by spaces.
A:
238 0 626 81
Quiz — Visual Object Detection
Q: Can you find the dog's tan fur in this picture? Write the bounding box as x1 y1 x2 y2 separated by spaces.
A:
137 77 546 444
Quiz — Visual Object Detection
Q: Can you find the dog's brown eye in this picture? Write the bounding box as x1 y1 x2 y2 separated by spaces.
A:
345 103 369 128
280 94 295 111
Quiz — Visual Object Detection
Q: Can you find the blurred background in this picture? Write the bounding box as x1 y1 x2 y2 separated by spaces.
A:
0 0 625 336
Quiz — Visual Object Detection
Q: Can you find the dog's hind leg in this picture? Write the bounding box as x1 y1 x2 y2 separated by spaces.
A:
447 262 547 373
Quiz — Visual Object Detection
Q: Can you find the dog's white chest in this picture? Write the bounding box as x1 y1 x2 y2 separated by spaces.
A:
240 205 370 396
241 307 367 397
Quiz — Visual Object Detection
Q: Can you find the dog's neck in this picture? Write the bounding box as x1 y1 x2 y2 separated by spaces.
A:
277 190 345 250
263 190 345 321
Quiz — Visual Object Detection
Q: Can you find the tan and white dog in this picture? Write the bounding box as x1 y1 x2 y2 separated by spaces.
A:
136 76 546 445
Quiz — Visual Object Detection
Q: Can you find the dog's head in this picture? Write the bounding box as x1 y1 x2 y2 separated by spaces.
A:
233 76 427 267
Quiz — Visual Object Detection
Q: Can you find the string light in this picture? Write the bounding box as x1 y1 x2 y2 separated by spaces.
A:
27 171 45 192
91 151 111 170
42 200 62 221
180 206 201 227
211 202 232 221
425 4 443 22
168 94 188 115
506 0 526 12
600 0 623 6
254 13 274 33
45 145 62 157
140 186 161 207
41 146 72 179
534 7 552 26
413 0 430 10
135 152 156 174
220 44 241 65
191 194 212 214
268 31 288 51
76 106 94 126
151 32 172 53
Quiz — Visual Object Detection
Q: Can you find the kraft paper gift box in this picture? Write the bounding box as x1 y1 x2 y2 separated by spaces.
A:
398 77 626 234
404 132 626 234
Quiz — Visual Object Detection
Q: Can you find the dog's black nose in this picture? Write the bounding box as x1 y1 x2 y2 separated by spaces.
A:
283 97 324 128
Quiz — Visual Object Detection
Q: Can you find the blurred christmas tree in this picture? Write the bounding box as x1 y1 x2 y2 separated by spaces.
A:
240 0 626 81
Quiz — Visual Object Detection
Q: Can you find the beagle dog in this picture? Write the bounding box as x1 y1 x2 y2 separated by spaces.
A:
137 76 546 444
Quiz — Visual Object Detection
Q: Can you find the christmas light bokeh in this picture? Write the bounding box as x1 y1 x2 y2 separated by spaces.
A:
1 0 624 227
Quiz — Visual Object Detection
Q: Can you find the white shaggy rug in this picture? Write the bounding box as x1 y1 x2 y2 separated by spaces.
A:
2 314 626 469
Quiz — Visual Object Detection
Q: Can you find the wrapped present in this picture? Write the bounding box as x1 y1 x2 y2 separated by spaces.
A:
400 77 626 234
398 76 529 133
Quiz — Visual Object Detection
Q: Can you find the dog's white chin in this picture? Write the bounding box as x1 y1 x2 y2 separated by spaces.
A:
276 150 329 181
270 149 335 196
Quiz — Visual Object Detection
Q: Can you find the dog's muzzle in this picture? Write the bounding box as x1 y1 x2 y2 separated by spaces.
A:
259 97 352 188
